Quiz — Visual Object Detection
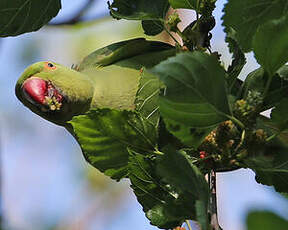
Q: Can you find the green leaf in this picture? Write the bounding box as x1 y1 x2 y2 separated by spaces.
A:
151 51 230 147
128 150 196 229
225 27 246 89
242 136 288 193
270 98 288 131
108 0 169 35
277 65 288 80
135 68 163 125
156 148 209 230
246 211 288 230
169 0 216 15
242 67 288 110
141 20 164 36
70 109 157 181
169 0 198 10
253 15 288 76
78 38 174 70
163 118 214 148
222 0 288 52
0 0 61 37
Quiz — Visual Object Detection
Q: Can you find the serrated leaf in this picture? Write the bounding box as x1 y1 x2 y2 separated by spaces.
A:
128 150 196 229
108 0 169 35
270 98 288 131
0 0 61 37
163 117 214 148
277 65 288 80
246 211 288 230
128 151 170 211
156 148 209 230
70 109 157 181
253 15 288 76
150 51 230 148
242 137 288 193
142 20 164 36
169 0 216 15
242 67 288 110
109 0 169 20
225 27 246 89
222 0 288 52
135 69 163 125
169 0 198 10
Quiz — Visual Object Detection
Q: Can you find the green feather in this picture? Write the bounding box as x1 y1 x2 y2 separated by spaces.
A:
16 38 175 127
15 38 176 180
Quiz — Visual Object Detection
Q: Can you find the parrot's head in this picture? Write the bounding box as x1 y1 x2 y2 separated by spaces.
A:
15 61 94 126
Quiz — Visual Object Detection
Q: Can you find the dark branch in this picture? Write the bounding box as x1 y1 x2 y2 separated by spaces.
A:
48 0 107 26
209 170 223 230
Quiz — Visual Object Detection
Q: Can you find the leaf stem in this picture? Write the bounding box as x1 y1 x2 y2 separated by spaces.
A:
234 130 246 153
228 76 239 93
164 26 181 46
185 220 193 230
266 132 279 142
196 0 200 20
226 115 245 130
263 72 273 99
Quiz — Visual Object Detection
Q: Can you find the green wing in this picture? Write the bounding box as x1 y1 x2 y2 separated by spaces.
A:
78 38 176 124
78 38 174 70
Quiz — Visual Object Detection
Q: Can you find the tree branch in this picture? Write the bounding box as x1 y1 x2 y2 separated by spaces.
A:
48 0 107 26
209 170 223 230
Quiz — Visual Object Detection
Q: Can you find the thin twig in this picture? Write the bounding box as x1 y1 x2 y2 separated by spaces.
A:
226 115 245 130
163 26 181 46
234 130 246 153
209 170 222 230
48 0 106 26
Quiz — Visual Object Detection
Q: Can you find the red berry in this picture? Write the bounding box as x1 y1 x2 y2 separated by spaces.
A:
199 151 206 159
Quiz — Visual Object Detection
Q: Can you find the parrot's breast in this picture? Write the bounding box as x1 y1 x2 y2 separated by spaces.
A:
85 65 141 110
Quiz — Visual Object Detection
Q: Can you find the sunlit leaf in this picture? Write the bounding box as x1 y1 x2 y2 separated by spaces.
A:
151 51 230 146
70 109 157 181
135 69 164 125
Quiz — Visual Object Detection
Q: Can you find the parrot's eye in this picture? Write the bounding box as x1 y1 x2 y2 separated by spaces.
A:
45 62 56 70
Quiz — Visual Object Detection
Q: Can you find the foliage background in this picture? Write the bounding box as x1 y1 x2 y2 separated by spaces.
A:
0 0 288 229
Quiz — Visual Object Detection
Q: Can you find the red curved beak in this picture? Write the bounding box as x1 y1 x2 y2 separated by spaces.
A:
22 77 47 104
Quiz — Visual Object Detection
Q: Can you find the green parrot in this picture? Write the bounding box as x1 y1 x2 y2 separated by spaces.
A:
15 38 176 179
16 38 174 126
